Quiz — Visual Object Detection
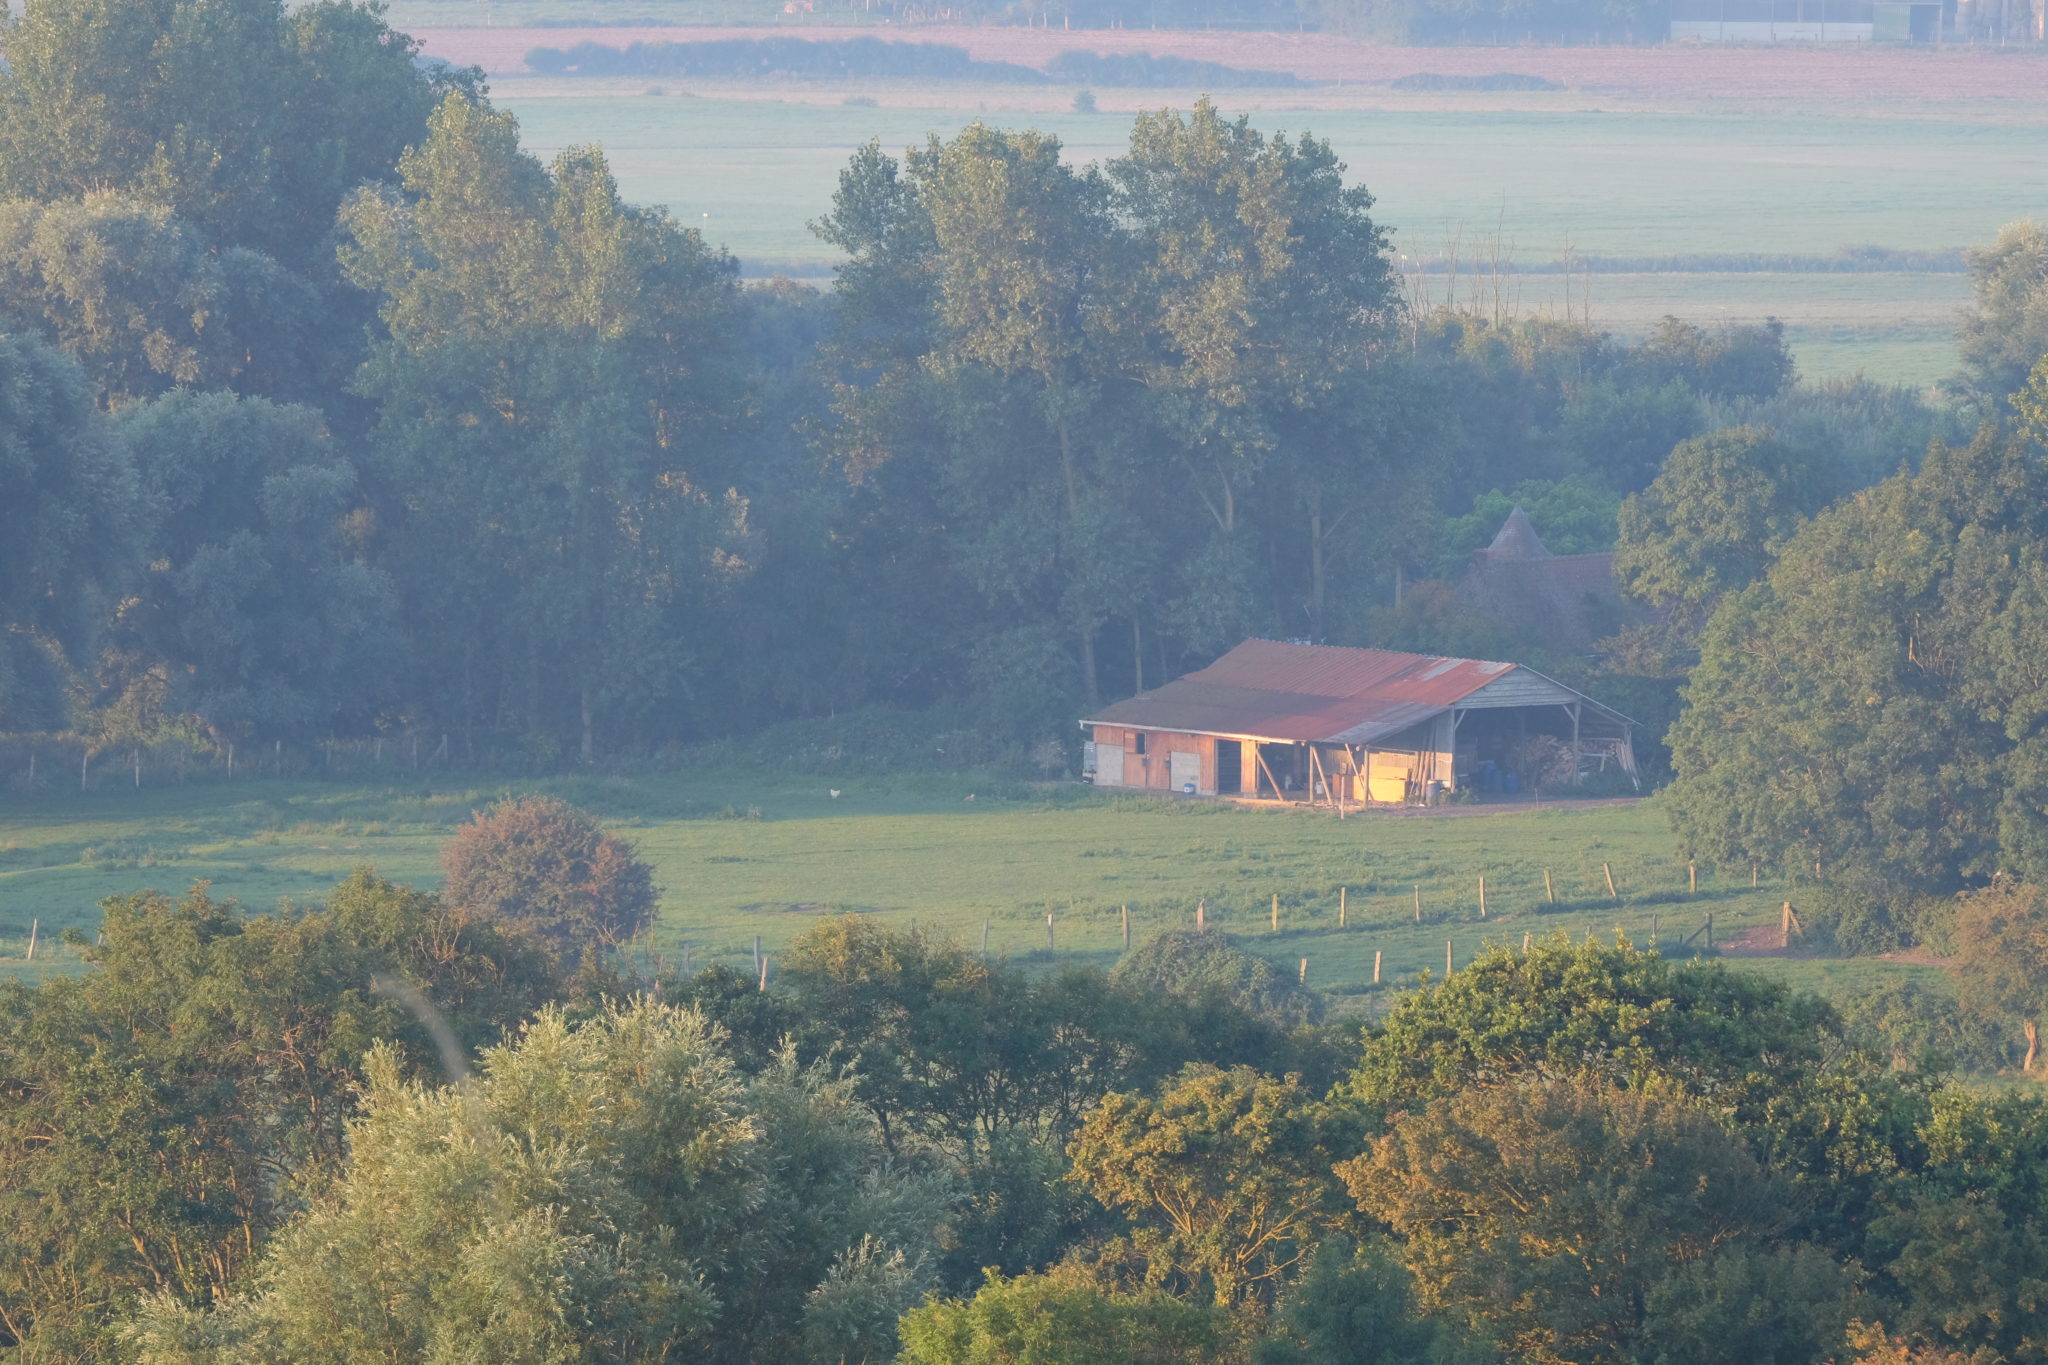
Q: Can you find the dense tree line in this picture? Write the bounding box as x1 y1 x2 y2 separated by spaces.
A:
2 0 1946 775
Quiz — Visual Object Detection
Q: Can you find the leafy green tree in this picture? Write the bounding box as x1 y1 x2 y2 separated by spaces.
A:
1837 974 2017 1075
1249 1236 1437 1365
1341 935 1927 1253
1666 425 2048 900
1557 374 1702 493
1633 1242 1864 1365
1110 99 1398 652
342 95 747 759
0 0 477 268
121 1000 944 1364
440 796 659 965
1704 374 1958 494
0 330 133 729
1865 1192 2048 1362
101 388 397 739
0 872 557 1355
1627 316 1795 403
1841 1321 2006 1365
773 917 1352 1291
817 123 1132 707
814 103 1407 719
1956 219 2048 411
1067 1065 1352 1310
897 1267 1227 1365
0 195 324 403
1948 881 2048 1073
1341 1078 1817 1365
1615 425 1831 611
1113 928 1322 1029
778 915 1166 1158
2016 351 2048 451
1346 935 1838 1120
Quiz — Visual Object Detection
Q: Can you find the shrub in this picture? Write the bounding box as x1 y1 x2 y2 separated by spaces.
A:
1113 928 1322 1027
440 796 658 963
1804 875 1917 956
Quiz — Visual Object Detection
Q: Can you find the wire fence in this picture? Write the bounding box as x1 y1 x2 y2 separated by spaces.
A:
0 731 526 795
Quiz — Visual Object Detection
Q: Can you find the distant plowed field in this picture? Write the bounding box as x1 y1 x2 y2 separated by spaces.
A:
418 24 2048 98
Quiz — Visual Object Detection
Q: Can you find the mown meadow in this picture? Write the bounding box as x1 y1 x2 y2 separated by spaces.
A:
0 771 1923 1003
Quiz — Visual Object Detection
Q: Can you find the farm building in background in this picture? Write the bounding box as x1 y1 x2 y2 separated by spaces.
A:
1668 0 1945 39
1454 505 1644 655
1080 639 1637 805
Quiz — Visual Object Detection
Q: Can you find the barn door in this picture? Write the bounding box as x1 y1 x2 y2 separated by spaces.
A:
1169 749 1202 794
1093 744 1124 787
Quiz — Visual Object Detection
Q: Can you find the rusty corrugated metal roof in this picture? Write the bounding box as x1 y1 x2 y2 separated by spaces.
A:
1083 640 1519 745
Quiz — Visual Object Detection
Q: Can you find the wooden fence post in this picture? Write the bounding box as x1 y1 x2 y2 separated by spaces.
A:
1339 886 1347 927
982 920 991 957
81 748 88 789
1446 939 1453 976
1522 931 1531 954
1196 900 1205 931
1047 912 1055 953
1121 904 1130 951
1604 862 1617 898
25 919 37 963
1271 893 1279 932
1752 862 1759 888
133 749 140 788
1706 913 1714 950
758 955 769 991
1689 862 1696 895
1299 957 1307 985
1479 875 1487 919
1544 868 1555 904
753 935 761 977
1373 949 1382 985
1414 885 1421 922
1782 901 1793 949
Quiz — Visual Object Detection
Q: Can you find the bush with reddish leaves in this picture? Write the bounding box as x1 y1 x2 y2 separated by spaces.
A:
440 796 658 963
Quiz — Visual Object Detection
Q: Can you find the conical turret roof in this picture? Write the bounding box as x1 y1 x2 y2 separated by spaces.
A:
1485 505 1551 560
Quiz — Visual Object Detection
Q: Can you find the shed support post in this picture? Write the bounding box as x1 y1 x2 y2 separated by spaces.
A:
1255 747 1284 801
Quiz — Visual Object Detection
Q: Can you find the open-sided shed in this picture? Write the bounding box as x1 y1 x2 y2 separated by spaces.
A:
1080 639 1636 803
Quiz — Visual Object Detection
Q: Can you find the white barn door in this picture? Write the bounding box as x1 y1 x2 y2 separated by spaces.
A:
1094 743 1124 787
1169 750 1202 794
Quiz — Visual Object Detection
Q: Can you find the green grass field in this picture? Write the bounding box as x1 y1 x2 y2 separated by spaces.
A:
492 82 2042 386
0 772 1914 1010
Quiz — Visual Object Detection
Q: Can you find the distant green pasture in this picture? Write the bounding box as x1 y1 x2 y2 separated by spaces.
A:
0 773 1908 1013
495 84 2040 386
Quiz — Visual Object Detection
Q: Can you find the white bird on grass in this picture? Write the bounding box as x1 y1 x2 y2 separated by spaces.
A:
829 789 841 799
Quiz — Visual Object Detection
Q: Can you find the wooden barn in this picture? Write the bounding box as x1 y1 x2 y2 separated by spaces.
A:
1080 639 1637 804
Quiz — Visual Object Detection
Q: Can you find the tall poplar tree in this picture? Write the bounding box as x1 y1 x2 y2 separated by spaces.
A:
342 95 747 759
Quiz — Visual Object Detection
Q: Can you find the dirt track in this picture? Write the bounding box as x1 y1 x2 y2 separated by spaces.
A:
418 24 2048 100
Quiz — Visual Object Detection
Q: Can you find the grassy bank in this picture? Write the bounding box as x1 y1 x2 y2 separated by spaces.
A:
0 772 1895 1006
